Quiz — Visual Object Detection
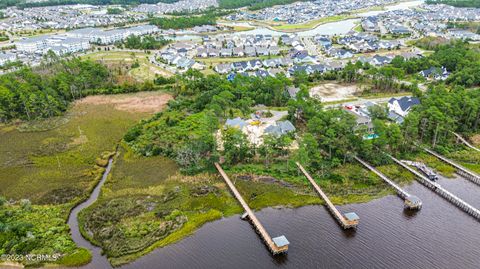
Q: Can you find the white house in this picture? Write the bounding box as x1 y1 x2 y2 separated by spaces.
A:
387 96 420 118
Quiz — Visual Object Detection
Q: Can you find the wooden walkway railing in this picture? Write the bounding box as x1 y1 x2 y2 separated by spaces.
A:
424 148 480 186
452 132 480 152
354 156 422 210
296 162 359 229
215 163 289 254
390 156 480 221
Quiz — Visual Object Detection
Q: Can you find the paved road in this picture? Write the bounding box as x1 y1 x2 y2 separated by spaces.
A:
324 96 399 109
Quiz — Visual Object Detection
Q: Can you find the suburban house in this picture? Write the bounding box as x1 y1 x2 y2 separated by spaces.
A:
264 120 296 136
419 66 450 80
286 86 300 99
215 63 233 74
387 96 420 118
225 117 247 130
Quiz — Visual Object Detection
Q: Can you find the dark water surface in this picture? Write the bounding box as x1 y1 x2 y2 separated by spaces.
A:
67 158 113 269
70 170 480 269
115 176 480 269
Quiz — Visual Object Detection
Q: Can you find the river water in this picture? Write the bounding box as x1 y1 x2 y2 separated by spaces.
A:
170 0 425 41
112 174 480 269
68 160 480 269
67 158 113 269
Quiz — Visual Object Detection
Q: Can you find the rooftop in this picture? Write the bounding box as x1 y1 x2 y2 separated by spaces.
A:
344 212 360 221
272 235 290 248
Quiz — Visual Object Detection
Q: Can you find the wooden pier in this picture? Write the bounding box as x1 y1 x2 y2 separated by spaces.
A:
452 132 480 152
296 162 359 229
390 156 480 221
354 157 422 210
424 148 480 186
214 163 289 255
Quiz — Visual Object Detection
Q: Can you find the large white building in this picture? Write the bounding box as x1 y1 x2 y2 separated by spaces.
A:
16 36 49 53
65 25 159 45
16 35 91 55
16 24 160 54
125 25 159 36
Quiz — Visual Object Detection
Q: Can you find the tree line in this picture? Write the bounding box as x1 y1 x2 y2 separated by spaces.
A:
426 0 480 8
218 0 304 10
149 14 217 29
117 35 170 50
0 57 156 122
3 0 163 9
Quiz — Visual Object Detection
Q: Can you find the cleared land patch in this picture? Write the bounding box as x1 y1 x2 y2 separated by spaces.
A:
78 91 172 114
310 83 361 103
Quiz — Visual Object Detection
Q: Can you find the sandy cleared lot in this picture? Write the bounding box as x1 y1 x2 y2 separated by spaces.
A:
309 83 361 102
77 91 172 113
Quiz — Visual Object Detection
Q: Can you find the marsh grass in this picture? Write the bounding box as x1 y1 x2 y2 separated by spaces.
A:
0 93 160 267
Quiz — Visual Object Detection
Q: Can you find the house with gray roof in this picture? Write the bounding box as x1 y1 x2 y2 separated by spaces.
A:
215 63 233 74
225 117 247 129
387 96 420 118
264 120 296 136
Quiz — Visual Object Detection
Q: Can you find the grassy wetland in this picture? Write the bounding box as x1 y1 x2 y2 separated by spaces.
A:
78 145 413 266
0 91 170 267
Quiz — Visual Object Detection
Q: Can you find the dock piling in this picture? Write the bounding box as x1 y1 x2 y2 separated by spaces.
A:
215 163 289 254
389 156 480 221
296 162 359 229
354 156 422 210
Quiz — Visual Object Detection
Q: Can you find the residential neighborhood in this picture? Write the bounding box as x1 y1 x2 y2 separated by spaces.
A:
1 1 480 269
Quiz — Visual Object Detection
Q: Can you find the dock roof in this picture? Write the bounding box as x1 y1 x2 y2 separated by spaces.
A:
344 212 359 221
272 235 289 248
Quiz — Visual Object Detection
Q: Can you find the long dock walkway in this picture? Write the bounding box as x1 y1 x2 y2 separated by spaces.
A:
296 162 359 229
390 156 480 221
214 163 289 254
354 157 422 210
424 148 480 186
452 132 480 152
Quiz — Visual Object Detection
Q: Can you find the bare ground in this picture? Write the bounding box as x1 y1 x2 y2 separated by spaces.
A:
309 83 361 102
77 92 173 114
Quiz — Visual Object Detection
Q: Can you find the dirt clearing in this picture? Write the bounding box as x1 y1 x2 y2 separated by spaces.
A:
77 91 172 113
310 83 361 102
